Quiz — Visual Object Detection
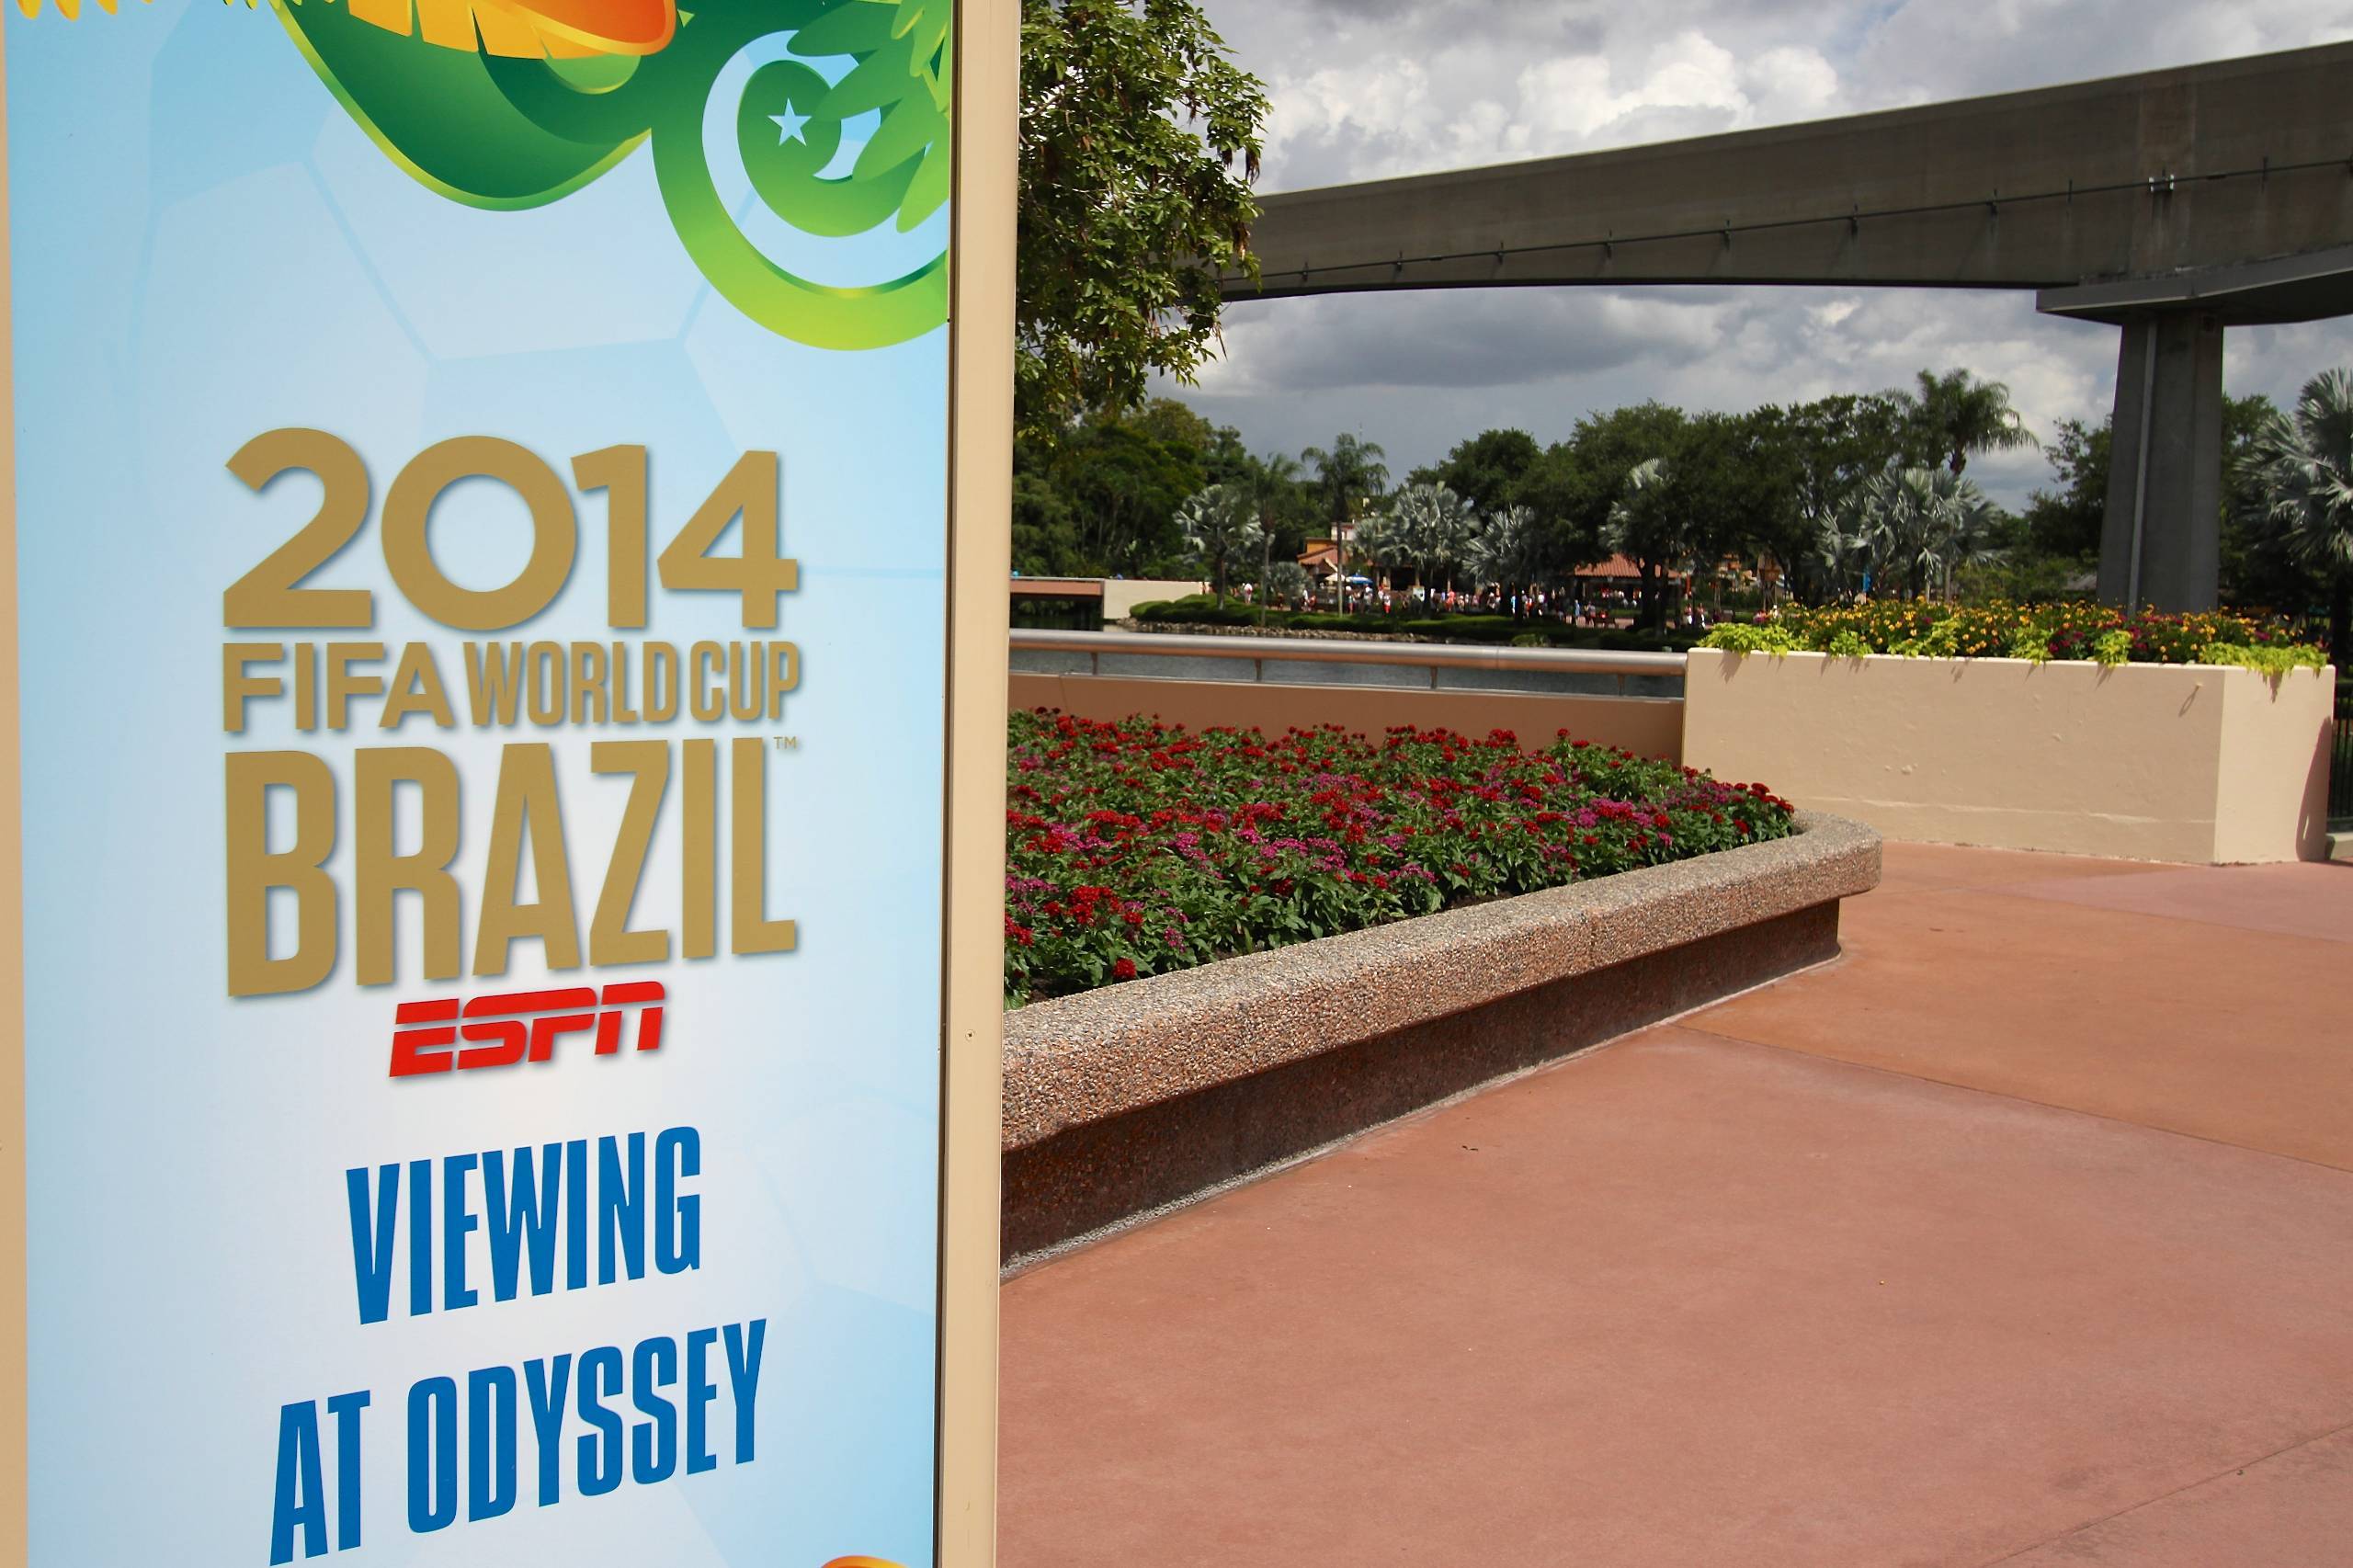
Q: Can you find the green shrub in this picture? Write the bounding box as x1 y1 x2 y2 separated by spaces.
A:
1697 622 1800 655
2196 642 2328 681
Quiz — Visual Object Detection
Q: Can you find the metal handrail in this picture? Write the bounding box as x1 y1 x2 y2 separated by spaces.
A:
1009 627 1688 677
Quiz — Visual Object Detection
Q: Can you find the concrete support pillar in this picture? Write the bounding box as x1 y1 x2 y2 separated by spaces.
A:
2097 312 2224 611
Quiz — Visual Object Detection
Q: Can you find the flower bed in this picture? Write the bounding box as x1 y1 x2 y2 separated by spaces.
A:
1712 600 2325 667
1003 712 1795 1002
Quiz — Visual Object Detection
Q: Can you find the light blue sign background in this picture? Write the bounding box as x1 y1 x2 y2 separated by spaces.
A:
7 11 947 1564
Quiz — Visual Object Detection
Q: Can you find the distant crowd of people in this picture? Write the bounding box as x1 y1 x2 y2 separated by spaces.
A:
1239 579 1732 631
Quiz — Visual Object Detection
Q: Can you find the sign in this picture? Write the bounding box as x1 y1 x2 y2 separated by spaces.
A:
0 3 1011 1563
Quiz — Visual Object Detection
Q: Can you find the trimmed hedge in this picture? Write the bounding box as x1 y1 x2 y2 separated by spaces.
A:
1129 595 1697 652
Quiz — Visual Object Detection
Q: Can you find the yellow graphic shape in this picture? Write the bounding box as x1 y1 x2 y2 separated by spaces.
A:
15 0 676 58
822 1559 910 1568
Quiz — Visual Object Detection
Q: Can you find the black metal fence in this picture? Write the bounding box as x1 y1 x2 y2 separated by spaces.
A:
2334 681 2353 825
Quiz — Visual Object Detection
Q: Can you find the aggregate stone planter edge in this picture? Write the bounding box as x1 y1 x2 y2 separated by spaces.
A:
1001 812 1881 1261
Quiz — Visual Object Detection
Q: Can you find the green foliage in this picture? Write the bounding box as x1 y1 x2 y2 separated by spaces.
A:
2237 369 2353 659
1423 428 1543 513
1698 622 1801 655
1747 394 1909 597
2023 415 2109 561
1010 468 1086 577
1953 547 2087 606
1369 483 1479 599
2196 642 2329 679
1602 457 1688 629
1174 483 1262 605
1017 0 1267 434
1745 600 2288 665
1011 397 1249 575
1819 465 1996 600
1301 433 1391 530
1260 559 1312 608
1898 368 2039 477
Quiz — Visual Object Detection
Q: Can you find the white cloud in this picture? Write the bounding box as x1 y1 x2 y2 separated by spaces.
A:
1178 0 2353 505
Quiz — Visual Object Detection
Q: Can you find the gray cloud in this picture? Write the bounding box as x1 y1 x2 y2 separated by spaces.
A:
1207 289 1733 392
1171 0 2353 506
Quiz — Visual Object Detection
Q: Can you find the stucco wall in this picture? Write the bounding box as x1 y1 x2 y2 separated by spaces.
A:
1682 648 2335 863
1007 672 1686 762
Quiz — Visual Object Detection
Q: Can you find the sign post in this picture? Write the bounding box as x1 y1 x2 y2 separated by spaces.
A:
0 0 1011 1561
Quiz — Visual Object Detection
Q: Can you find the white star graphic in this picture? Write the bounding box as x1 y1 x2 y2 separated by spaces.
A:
770 102 812 145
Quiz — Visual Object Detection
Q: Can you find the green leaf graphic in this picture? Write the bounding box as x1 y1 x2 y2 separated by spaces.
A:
275 0 950 347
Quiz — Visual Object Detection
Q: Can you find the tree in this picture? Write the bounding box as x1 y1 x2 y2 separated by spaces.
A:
1176 483 1262 607
1602 459 1689 631
1426 428 1542 514
1754 393 1908 598
1045 400 1210 574
1017 0 1269 435
1302 433 1390 527
1465 505 1548 614
2027 393 2282 600
2241 368 2353 657
1672 410 1797 609
1245 451 1302 625
1302 433 1390 608
1261 559 1311 608
1355 506 1402 593
1010 469 1086 577
1382 483 1478 605
2021 415 2110 561
1837 466 1996 599
1900 368 2039 477
1522 402 1689 582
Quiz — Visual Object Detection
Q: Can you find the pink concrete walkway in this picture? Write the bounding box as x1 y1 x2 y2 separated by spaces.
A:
998 843 2353 1567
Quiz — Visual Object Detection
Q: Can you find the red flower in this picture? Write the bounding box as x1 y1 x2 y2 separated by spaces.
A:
1111 958 1137 982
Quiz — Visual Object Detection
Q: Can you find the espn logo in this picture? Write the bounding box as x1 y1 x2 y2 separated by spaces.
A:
391 982 666 1078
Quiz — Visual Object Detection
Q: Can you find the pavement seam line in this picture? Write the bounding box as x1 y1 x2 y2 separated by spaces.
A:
1670 1017 2353 1180
1967 1415 2353 1567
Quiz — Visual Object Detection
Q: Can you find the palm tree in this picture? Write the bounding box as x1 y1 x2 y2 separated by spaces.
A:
1302 433 1389 609
1175 483 1262 608
1354 506 1412 597
1839 465 1995 599
1248 452 1302 626
1903 368 2039 477
1262 559 1312 609
1813 506 1874 600
2244 367 2353 658
1603 459 1688 631
1301 432 1390 520
1466 505 1546 614
1386 483 1478 609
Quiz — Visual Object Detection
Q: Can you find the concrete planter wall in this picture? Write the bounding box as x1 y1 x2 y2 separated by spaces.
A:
1001 812 1881 1262
1683 648 2336 863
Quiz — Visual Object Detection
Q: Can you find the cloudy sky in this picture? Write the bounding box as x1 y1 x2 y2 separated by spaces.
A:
1163 0 2353 506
